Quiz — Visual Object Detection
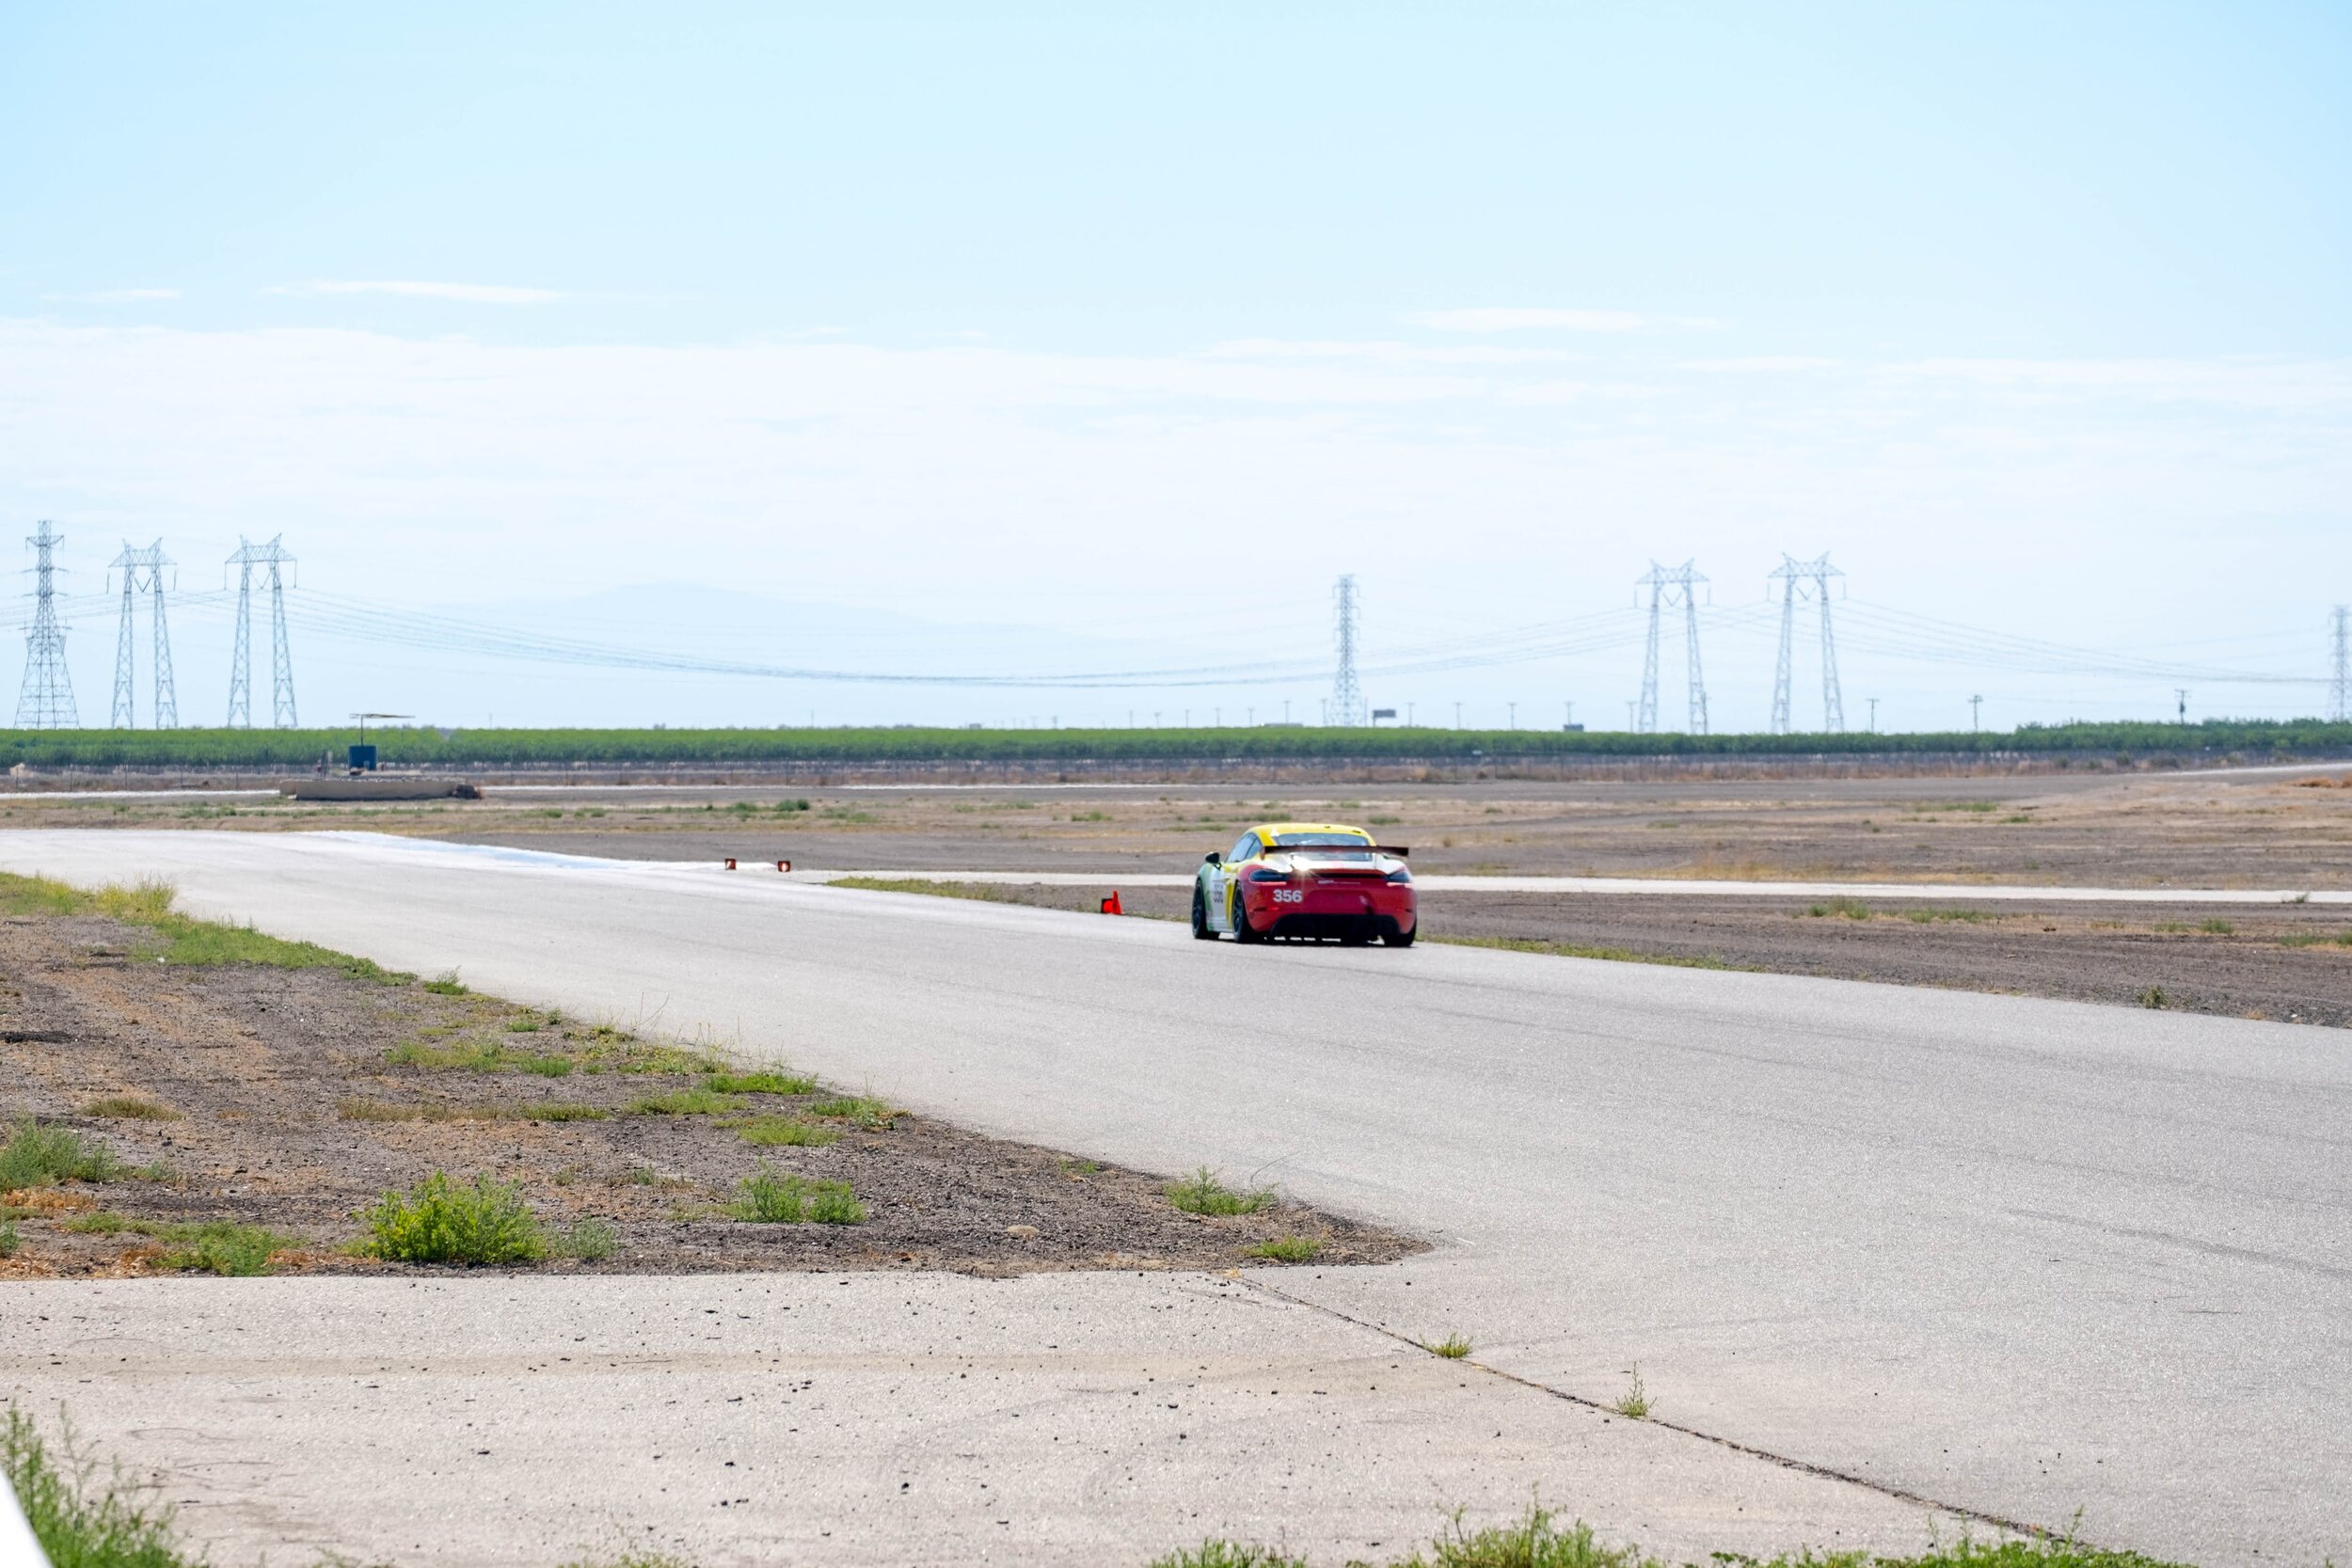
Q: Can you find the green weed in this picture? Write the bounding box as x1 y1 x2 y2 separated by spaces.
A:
2138 987 2169 1009
0 1119 119 1188
1902 908 1989 924
60 1213 291 1275
558 1217 619 1261
360 1171 545 1264
727 1162 865 1225
0 1219 17 1257
2199 918 2235 935
2280 929 2352 948
1245 1234 1322 1263
1424 1334 1472 1360
4 1403 201 1568
1167 1167 1274 1215
422 974 469 995
1805 895 1872 920
729 1117 840 1148
706 1070 818 1095
1613 1364 1652 1419
626 1088 743 1116
806 1095 899 1129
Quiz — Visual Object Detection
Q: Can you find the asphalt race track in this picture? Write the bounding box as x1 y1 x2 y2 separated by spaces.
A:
2 831 2344 1566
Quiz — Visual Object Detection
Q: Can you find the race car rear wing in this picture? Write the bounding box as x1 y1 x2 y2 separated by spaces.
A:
1269 844 1408 858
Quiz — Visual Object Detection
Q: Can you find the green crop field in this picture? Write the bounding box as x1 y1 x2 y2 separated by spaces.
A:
0 719 2346 769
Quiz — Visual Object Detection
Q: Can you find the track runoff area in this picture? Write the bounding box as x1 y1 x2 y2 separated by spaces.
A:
0 827 2344 1565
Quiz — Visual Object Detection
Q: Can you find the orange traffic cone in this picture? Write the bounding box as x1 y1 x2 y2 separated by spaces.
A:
1100 891 1123 915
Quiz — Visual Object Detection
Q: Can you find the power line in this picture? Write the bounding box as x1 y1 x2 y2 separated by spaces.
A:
15 522 77 729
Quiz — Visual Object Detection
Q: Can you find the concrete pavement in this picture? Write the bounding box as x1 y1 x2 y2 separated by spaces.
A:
1 830 2345 1566
2 1274 1939 1568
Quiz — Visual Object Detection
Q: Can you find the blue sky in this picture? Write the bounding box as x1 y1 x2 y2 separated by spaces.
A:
3 4 2349 730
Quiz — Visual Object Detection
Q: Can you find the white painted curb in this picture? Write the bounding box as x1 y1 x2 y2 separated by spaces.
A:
0 1479 49 1568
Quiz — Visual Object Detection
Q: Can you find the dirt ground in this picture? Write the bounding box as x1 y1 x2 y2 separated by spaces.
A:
840 879 2352 1029
0 911 1414 1280
9 765 2352 887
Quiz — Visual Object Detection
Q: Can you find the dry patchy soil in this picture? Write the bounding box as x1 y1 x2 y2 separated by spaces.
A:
11 766 2352 886
0 910 1410 1280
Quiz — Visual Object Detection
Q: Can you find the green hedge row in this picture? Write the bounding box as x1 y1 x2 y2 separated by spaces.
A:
1 719 2348 768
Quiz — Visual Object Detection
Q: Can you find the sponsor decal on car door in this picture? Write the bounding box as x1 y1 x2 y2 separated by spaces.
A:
1217 832 1257 931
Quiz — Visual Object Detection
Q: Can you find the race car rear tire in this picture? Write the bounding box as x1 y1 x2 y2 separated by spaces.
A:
1384 923 1417 947
1231 892 1263 943
1191 886 1218 940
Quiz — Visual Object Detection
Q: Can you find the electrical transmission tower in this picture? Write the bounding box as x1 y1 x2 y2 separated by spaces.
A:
1767 552 1846 734
225 537 298 727
107 541 179 729
2332 605 2350 723
1330 574 1366 727
15 521 78 729
1635 560 1708 734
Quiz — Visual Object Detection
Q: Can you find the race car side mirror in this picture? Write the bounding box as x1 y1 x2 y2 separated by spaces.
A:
1203 851 1222 865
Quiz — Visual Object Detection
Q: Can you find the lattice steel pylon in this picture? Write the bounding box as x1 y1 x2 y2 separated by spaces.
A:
2331 605 2350 723
224 536 296 728
1767 552 1845 734
1634 560 1708 734
107 541 178 729
15 521 78 729
1330 574 1366 727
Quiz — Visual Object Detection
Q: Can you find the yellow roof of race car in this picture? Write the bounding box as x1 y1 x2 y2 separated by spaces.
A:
1246 822 1374 843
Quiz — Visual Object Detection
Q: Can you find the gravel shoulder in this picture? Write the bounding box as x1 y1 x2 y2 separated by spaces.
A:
0 907 1415 1279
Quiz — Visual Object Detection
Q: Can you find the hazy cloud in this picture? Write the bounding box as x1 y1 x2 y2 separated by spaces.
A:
268 280 567 305
1406 308 1717 333
44 288 181 304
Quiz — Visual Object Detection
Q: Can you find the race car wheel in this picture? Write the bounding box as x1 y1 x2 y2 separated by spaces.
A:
1191 886 1218 940
1231 890 1263 944
1384 923 1417 948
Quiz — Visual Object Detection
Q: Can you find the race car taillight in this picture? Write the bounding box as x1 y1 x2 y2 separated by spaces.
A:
1246 867 1293 882
1386 866 1412 883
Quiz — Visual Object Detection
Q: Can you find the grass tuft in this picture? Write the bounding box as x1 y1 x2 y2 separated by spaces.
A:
706 1069 819 1095
1613 1364 1652 1419
0 1119 119 1188
360 1171 544 1264
1151 1545 1311 1568
729 1116 840 1148
4 1403 201 1568
805 1094 899 1129
727 1162 865 1225
422 974 469 996
2138 986 2169 1009
1166 1166 1274 1216
1244 1234 1322 1263
2199 917 2235 935
1424 1334 1472 1360
625 1087 743 1116
80 1097 181 1121
558 1217 619 1261
1805 895 1872 920
0 1219 17 1257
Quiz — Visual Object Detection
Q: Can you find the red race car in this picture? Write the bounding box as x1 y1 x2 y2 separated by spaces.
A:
1192 821 1416 947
